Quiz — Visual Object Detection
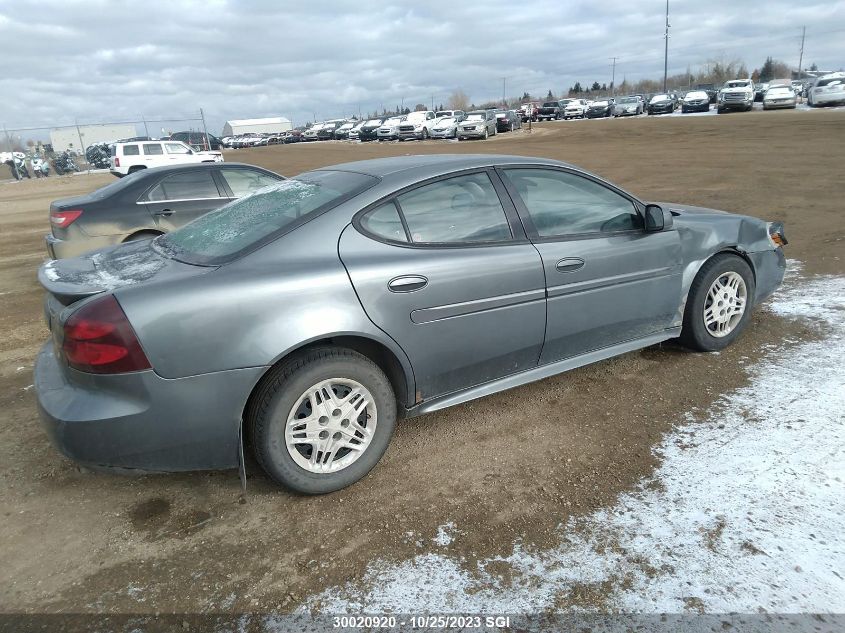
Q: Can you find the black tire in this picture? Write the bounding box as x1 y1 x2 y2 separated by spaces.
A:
127 165 145 174
679 254 756 352
249 347 397 494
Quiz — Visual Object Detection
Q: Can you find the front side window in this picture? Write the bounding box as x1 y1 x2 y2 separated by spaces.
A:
503 169 642 237
396 173 511 244
220 168 283 197
142 143 164 155
165 143 190 155
146 170 221 202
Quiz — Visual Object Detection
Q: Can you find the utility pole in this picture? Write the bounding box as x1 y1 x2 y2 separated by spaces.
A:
431 93 434 111
663 0 670 92
142 115 149 139
610 57 618 96
199 108 211 151
797 26 806 79
502 77 507 106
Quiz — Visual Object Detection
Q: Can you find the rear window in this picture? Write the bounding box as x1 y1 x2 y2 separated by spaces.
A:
542 102 558 107
155 170 378 265
817 77 844 87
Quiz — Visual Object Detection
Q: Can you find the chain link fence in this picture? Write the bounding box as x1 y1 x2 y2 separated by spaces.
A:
1 113 213 181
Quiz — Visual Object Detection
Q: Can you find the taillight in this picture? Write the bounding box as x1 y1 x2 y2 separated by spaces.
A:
114 157 120 167
62 295 151 374
50 208 83 228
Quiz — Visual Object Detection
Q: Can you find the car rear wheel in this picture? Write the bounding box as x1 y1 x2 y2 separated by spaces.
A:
679 254 755 352
249 347 396 494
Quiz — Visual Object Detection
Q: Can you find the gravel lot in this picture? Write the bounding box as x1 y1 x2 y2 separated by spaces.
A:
1 109 843 618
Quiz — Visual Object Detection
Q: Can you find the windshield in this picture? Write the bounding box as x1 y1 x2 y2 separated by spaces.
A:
685 91 707 99
365 119 382 125
541 102 557 107
155 171 378 265
435 118 455 125
466 113 485 121
726 81 749 88
650 94 670 103
618 97 637 103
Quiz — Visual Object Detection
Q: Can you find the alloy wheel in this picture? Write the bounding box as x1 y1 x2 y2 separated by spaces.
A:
703 271 748 337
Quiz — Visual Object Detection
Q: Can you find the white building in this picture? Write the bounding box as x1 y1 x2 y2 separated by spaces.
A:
50 124 137 153
222 117 292 136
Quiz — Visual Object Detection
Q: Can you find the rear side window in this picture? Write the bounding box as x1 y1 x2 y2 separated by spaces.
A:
220 168 282 197
503 168 642 236
395 173 512 244
146 171 221 202
360 202 408 243
122 145 139 156
142 143 163 155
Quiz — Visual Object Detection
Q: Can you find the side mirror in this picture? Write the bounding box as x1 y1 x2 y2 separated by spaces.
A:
644 204 673 232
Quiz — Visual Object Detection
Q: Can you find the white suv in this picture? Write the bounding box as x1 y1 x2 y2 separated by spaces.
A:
109 140 223 177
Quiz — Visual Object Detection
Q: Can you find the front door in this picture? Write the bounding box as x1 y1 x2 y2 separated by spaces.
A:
339 170 546 400
142 168 227 232
499 166 683 364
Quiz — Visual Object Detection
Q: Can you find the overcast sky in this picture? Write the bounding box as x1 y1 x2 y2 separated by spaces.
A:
1 0 844 137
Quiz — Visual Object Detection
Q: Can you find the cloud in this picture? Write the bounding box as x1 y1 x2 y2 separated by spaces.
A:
0 0 843 135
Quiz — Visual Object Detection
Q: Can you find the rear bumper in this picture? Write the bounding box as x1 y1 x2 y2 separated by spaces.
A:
35 342 263 472
750 248 787 304
45 232 121 260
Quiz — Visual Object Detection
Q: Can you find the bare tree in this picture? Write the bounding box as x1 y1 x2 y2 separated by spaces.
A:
448 89 470 111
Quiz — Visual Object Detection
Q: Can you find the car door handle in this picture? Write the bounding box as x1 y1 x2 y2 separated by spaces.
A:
154 209 173 217
556 257 585 273
388 275 428 293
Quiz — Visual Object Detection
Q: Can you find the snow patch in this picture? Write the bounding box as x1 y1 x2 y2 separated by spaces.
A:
433 522 458 547
305 267 845 614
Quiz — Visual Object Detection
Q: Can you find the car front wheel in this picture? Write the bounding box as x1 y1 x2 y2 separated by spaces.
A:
679 254 755 352
249 347 397 494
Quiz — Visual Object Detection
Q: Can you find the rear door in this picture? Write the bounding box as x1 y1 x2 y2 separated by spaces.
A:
141 168 228 231
339 170 546 400
141 142 166 168
499 166 683 364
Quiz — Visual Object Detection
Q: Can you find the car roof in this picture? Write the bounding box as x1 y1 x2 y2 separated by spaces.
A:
128 162 279 178
315 154 574 178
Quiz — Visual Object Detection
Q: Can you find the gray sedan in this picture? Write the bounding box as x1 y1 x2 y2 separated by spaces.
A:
46 163 283 259
35 155 787 494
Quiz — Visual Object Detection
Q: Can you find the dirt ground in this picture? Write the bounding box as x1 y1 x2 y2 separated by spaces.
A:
1 110 843 616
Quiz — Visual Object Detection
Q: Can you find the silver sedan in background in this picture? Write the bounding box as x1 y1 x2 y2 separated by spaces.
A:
35 155 787 494
763 85 798 110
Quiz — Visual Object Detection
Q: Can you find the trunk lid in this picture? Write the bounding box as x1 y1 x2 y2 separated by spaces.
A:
38 239 214 306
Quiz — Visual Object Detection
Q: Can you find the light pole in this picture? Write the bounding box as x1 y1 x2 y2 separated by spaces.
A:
663 0 670 92
610 57 618 96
